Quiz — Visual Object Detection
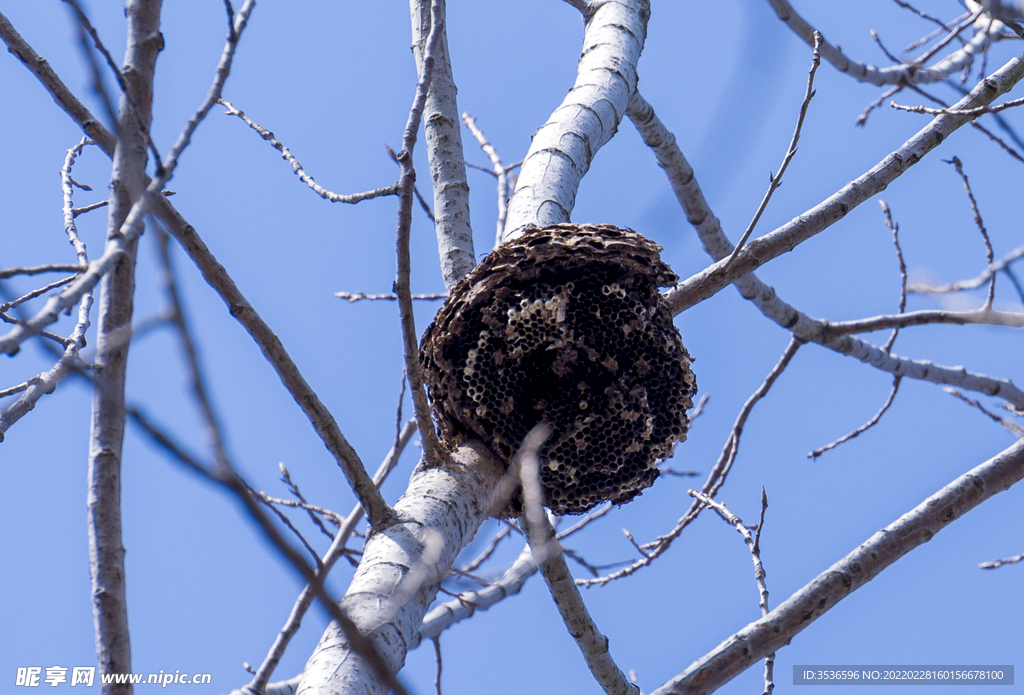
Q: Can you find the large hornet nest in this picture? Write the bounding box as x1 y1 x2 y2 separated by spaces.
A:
420 224 697 515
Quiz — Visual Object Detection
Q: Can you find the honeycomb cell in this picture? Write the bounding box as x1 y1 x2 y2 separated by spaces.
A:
419 224 697 515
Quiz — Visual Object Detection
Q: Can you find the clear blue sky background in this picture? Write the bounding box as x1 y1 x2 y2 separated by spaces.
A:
1 1 1022 693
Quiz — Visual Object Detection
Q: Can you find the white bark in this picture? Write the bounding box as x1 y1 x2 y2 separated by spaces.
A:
410 0 476 289
412 544 537 648
296 443 504 695
503 0 650 238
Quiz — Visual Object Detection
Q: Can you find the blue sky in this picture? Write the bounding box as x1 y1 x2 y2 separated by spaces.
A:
1 1 1022 693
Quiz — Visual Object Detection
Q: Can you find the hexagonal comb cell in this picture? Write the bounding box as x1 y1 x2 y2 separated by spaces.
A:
420 224 696 515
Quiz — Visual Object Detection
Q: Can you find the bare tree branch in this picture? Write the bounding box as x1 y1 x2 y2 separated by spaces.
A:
689 490 775 695
665 48 1024 316
334 291 446 303
0 11 116 153
892 94 1024 117
827 308 1024 332
415 543 535 648
410 0 475 288
0 292 92 441
946 156 997 308
725 32 821 268
296 443 506 695
979 551 1024 569
944 388 1024 436
218 99 400 203
462 113 510 247
650 437 1024 695
878 200 907 353
809 377 902 459
909 243 1024 294
503 0 650 237
125 409 412 695
87 3 164 689
0 264 87 280
395 0 445 466
766 0 997 86
153 222 230 467
0 138 94 442
522 511 638 695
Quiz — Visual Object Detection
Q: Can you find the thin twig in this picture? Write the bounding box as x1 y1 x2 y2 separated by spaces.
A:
0 264 87 280
219 99 399 204
252 487 326 569
385 144 435 221
825 308 1024 332
941 77 1024 150
334 291 446 303
871 29 904 67
904 25 952 55
909 243 1024 294
61 137 92 264
808 377 902 458
946 156 997 308
944 388 1024 436
911 9 982 68
433 638 443 695
153 222 231 468
891 0 960 37
65 0 119 139
979 551 1024 569
892 94 1024 117
905 83 1024 163
724 32 821 270
689 490 774 695
257 491 346 528
394 0 445 466
278 462 337 540
460 523 513 573
462 113 510 247
0 276 78 312
556 503 613 540
879 201 907 353
0 292 92 441
857 84 905 127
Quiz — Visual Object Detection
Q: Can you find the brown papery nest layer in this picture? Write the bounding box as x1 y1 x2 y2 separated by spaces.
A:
420 224 696 515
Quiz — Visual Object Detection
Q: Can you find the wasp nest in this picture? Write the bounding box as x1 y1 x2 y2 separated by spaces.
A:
420 224 696 515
